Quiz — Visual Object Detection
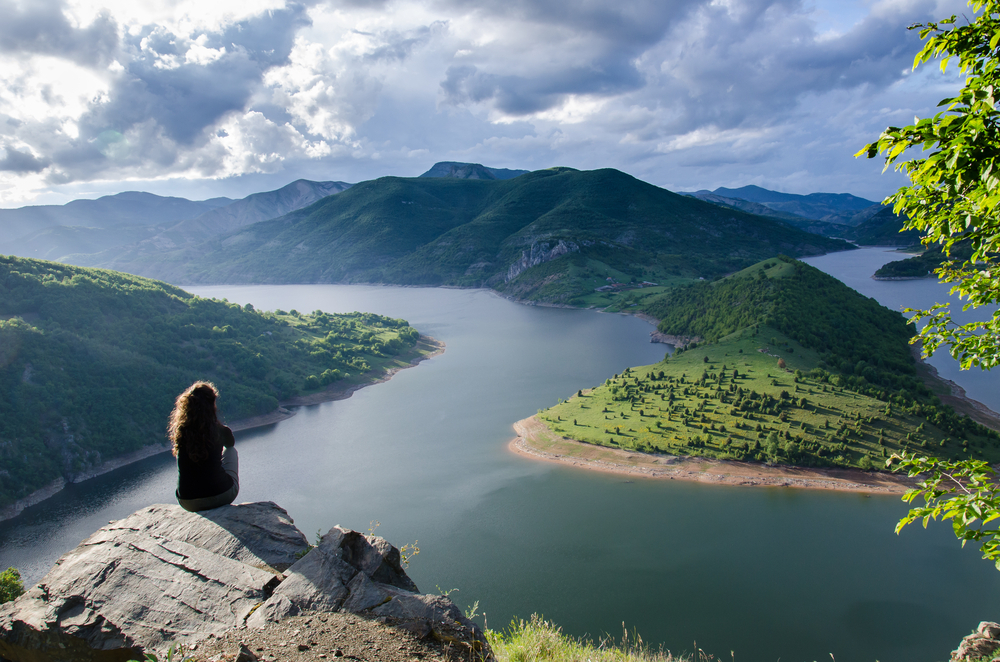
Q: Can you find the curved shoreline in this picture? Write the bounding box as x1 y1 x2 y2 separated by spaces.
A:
509 416 916 494
0 335 445 523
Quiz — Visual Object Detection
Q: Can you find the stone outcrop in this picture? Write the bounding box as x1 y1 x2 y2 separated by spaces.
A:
953 621 1000 661
505 240 580 282
0 502 489 662
649 331 702 349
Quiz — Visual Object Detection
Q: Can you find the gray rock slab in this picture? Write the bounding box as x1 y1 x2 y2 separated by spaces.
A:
0 502 302 661
102 502 308 571
0 503 491 661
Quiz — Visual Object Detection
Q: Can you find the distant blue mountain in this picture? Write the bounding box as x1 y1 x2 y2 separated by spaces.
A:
0 192 232 244
685 185 879 226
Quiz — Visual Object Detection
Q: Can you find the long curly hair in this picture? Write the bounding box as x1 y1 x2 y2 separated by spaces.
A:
169 381 220 462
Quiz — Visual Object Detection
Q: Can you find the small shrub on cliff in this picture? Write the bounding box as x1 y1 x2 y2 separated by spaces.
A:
487 614 712 662
0 567 23 604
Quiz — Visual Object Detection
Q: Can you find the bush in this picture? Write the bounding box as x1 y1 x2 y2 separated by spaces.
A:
0 567 24 603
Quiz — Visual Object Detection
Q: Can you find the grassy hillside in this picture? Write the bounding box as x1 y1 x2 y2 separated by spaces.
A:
0 256 424 508
111 168 852 305
541 257 999 470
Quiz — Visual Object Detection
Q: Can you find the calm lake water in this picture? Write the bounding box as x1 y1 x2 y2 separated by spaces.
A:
1 248 998 662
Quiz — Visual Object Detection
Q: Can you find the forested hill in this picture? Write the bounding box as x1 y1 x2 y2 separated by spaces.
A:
113 168 852 304
0 256 423 509
647 257 916 389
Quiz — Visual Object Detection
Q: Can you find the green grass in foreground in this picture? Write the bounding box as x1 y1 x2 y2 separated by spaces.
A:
488 615 715 662
540 328 1000 470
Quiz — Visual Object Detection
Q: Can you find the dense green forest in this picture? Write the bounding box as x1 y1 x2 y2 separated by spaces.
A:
96 168 851 306
0 256 423 508
542 257 999 469
873 242 975 279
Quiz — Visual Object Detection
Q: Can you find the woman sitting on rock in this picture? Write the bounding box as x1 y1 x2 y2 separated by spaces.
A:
170 381 239 512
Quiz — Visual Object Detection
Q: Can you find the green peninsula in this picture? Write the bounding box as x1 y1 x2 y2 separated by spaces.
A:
0 256 430 510
536 257 999 472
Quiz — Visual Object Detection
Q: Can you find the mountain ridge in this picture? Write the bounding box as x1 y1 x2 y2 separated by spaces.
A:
112 167 853 306
0 192 232 246
419 161 529 180
73 179 353 270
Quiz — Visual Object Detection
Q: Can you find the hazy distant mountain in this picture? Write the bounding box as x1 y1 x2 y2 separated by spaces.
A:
0 192 232 247
683 191 814 223
686 185 878 226
122 167 852 305
167 179 353 239
419 161 529 180
5 224 163 262
43 180 351 268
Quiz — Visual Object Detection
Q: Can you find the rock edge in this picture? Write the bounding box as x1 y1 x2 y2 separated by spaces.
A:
0 502 489 662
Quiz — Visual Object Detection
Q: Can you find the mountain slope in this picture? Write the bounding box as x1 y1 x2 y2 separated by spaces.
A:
683 190 849 236
73 179 353 270
0 192 231 246
842 207 921 246
124 168 853 303
0 256 423 508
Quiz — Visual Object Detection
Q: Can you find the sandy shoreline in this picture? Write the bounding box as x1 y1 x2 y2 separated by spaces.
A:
0 335 445 523
509 416 917 494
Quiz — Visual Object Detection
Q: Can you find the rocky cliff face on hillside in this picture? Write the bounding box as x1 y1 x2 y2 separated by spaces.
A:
0 502 488 662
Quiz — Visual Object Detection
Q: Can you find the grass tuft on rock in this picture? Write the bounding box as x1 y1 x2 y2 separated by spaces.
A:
488 614 718 662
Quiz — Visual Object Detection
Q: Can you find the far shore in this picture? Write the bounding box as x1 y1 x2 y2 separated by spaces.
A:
0 335 444 523
509 415 917 494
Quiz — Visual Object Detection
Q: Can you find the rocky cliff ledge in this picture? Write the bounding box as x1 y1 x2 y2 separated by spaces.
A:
0 502 488 662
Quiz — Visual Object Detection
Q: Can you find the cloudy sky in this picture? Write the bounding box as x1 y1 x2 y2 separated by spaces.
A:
0 0 970 207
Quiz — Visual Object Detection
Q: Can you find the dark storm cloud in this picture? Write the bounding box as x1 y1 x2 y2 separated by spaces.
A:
443 0 691 44
0 0 118 66
611 0 946 143
438 0 703 115
442 58 647 115
360 23 442 63
97 47 267 146
217 5 312 67
90 5 311 146
0 145 48 173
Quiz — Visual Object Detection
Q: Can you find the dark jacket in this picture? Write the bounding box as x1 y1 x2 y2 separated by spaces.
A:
176 423 235 500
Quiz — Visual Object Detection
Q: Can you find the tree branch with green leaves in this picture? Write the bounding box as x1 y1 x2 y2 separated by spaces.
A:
889 452 1000 568
858 0 1000 370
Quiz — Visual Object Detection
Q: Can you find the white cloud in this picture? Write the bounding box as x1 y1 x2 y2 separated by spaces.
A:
0 0 974 206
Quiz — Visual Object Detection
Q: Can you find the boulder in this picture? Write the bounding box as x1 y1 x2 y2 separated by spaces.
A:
248 526 488 654
0 503 489 661
953 621 1000 661
0 502 307 661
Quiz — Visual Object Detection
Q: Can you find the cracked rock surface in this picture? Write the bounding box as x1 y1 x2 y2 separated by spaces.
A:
0 503 489 662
